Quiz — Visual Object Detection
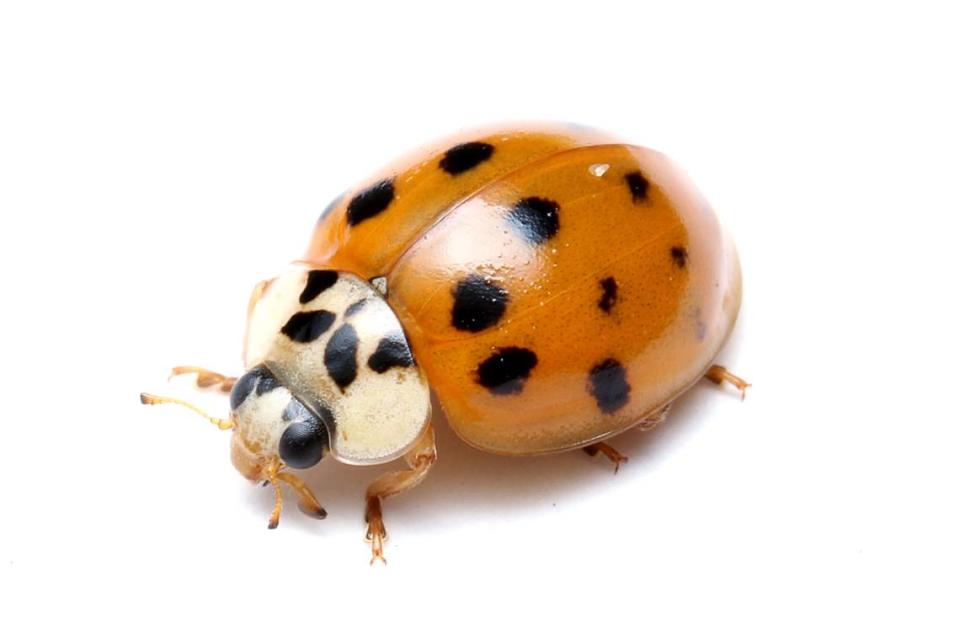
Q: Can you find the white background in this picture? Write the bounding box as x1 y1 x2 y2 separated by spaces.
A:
1 1 958 639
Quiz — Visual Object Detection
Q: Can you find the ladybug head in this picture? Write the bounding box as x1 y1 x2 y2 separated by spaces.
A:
226 365 330 479
138 265 430 529
139 363 331 527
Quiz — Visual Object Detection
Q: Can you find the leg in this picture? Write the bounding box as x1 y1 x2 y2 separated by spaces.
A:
583 442 628 473
704 365 750 400
262 458 328 529
264 459 284 529
169 366 237 392
277 471 327 520
364 422 437 564
581 403 671 473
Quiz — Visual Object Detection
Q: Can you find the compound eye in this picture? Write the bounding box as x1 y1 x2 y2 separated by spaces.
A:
229 369 261 410
229 365 278 410
279 421 327 469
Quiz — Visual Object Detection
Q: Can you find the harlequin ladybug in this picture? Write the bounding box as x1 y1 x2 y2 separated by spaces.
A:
141 123 747 563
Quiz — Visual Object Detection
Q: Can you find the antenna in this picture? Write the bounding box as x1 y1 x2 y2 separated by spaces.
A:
140 393 235 430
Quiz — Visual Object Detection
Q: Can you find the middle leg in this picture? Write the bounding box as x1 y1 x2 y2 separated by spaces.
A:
581 403 671 473
363 422 437 564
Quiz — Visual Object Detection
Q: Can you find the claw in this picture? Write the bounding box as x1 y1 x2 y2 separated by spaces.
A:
367 530 387 566
297 500 327 520
365 501 388 565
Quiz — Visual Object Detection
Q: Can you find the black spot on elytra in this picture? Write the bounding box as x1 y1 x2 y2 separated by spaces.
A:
346 179 395 226
507 197 560 245
588 358 631 414
324 323 359 392
439 141 495 175
299 270 338 304
368 333 415 373
671 246 688 268
451 274 509 332
344 299 368 317
598 277 618 313
477 347 538 395
229 365 268 410
625 171 650 203
281 310 336 343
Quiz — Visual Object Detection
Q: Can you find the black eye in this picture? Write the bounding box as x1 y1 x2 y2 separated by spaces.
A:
279 421 328 469
229 368 262 410
229 365 279 410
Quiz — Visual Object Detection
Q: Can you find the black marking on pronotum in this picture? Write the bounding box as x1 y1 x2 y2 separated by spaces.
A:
670 246 688 268
588 358 631 414
344 299 368 317
324 323 359 392
506 197 560 245
625 171 650 203
476 347 538 395
317 192 345 222
598 276 618 313
346 178 395 226
299 270 338 304
439 141 495 175
281 310 336 343
229 365 268 410
279 419 328 469
368 333 415 373
451 274 509 332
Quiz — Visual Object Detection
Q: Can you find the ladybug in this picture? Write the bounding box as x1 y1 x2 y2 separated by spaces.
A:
141 123 747 563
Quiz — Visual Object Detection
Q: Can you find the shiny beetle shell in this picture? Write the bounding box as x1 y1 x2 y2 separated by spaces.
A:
290 123 741 456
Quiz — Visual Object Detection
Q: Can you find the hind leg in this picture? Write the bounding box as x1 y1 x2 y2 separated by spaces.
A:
704 365 750 399
583 442 628 473
582 403 671 472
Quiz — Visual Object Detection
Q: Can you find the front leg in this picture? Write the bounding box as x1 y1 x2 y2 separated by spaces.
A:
262 457 327 529
364 422 437 564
